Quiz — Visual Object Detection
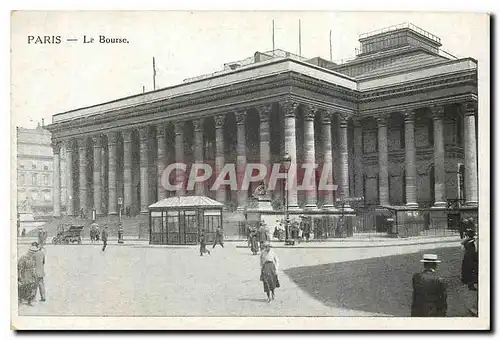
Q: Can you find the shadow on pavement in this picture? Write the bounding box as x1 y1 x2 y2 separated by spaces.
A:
284 247 476 317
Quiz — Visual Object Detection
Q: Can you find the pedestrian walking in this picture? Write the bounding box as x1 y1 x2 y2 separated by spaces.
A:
411 254 448 317
34 243 46 302
101 226 108 252
212 226 224 248
37 227 47 247
199 230 211 256
260 242 280 303
249 226 259 255
258 221 268 250
17 242 39 306
461 228 478 291
303 218 311 242
90 221 99 243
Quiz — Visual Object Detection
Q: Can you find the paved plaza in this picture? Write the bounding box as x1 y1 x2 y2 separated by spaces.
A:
17 241 468 317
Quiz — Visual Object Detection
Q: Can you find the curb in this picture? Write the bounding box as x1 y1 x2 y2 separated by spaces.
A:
235 239 460 249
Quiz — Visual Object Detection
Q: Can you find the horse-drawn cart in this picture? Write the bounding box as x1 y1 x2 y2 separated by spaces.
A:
52 224 84 244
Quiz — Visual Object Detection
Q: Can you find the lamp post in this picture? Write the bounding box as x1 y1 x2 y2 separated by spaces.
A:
117 197 124 244
281 153 293 245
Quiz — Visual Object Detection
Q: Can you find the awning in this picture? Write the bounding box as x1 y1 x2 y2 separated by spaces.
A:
148 196 224 209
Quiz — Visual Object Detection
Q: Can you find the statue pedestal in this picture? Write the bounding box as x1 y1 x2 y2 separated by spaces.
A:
255 196 273 212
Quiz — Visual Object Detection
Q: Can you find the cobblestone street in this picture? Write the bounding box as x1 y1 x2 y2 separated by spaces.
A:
17 241 462 317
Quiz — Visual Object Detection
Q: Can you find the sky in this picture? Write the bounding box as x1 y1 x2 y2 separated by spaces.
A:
10 11 489 128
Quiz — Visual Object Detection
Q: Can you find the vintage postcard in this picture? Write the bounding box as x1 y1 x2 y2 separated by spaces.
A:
10 11 490 330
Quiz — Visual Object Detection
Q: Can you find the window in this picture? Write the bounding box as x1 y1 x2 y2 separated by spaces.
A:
19 165 25 169
19 173 25 185
43 165 49 171
32 173 38 186
43 175 49 186
32 164 36 170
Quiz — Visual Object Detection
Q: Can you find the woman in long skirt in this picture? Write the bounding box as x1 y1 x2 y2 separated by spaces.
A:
260 242 280 302
199 230 211 256
250 227 259 255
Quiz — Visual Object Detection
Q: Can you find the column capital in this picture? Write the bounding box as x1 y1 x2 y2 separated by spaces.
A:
76 137 87 149
235 110 247 125
138 126 149 141
279 100 299 117
91 135 103 147
174 122 184 136
430 105 445 120
402 109 416 122
302 105 317 121
256 104 272 122
319 110 333 124
337 111 352 126
214 114 225 129
156 124 167 138
352 116 363 127
193 119 204 132
51 140 61 154
460 101 477 116
62 139 74 150
121 130 133 142
107 131 119 145
376 113 389 127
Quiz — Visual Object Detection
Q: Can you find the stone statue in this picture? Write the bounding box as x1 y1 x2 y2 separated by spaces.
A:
252 182 269 200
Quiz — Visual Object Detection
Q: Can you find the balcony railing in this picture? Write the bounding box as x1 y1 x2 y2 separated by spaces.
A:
183 49 309 83
359 22 441 44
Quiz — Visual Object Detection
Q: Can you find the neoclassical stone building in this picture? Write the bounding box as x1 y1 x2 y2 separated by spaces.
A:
45 23 478 236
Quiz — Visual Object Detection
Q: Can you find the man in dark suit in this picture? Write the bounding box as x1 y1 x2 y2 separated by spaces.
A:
411 254 448 317
101 226 108 252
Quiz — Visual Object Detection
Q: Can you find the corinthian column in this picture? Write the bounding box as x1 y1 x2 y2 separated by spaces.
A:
353 117 364 198
92 135 103 216
403 110 418 208
193 119 205 196
279 100 299 209
107 132 118 215
235 110 247 211
52 141 61 217
320 110 335 209
338 113 351 208
64 139 74 216
139 127 149 213
214 115 226 205
462 101 478 206
175 122 186 196
431 106 446 208
156 124 167 201
122 130 133 214
377 114 389 206
77 137 88 217
303 105 318 210
257 104 272 186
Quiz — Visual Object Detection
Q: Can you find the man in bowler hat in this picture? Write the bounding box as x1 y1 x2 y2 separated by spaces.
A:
411 254 448 317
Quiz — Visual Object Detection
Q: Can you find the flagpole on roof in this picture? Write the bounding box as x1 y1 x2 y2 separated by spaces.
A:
272 19 275 55
153 57 157 90
298 19 302 57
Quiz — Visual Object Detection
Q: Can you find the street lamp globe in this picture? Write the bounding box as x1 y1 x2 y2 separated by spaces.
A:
282 153 292 171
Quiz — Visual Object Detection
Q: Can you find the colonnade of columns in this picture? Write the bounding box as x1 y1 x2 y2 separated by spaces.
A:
51 99 478 217
352 101 478 208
